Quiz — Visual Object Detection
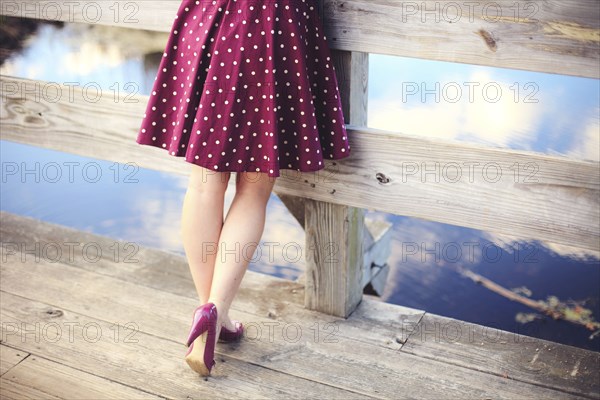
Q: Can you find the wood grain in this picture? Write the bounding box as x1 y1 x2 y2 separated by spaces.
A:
1 0 597 77
401 313 600 399
0 355 162 400
1 212 595 399
0 210 420 350
0 345 28 377
304 199 365 316
302 37 369 317
1 291 369 399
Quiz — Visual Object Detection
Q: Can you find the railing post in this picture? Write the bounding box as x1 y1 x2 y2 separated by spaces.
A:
304 0 369 318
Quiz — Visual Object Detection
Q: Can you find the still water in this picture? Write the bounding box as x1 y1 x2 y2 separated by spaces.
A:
1 20 599 352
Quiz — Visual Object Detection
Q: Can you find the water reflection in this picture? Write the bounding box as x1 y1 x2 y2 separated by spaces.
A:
1 20 599 352
368 54 600 162
1 20 169 94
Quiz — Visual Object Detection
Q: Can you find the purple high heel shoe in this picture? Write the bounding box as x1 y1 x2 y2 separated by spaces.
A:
184 303 218 376
218 320 244 342
185 303 218 347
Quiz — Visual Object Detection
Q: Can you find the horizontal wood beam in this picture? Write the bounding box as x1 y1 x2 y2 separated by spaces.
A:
322 0 600 79
1 74 598 252
1 1 598 78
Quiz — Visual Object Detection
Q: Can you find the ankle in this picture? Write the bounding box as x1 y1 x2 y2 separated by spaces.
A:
206 300 228 318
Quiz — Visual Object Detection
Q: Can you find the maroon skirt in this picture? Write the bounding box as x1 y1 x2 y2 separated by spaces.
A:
136 0 351 177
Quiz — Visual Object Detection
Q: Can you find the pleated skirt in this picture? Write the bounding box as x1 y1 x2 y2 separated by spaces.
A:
136 0 351 177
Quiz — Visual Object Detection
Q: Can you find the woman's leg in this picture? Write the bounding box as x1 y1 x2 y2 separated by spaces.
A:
208 171 277 340
181 165 231 305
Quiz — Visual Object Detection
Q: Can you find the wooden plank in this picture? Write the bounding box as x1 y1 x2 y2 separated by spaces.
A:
0 291 363 399
0 379 61 400
401 313 600 399
0 210 421 350
277 50 365 256
1 212 598 399
322 0 600 79
330 50 369 128
0 345 28 376
0 209 419 349
302 20 369 316
1 1 597 78
304 200 365 316
1 252 590 399
4 293 584 400
0 355 162 399
275 193 306 229
1 75 598 252
0 1 178 33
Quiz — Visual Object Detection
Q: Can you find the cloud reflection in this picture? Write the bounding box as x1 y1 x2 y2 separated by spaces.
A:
369 70 543 150
567 113 600 162
368 55 599 162
119 173 188 254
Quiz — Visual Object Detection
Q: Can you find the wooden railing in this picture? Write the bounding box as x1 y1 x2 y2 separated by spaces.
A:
1 1 599 318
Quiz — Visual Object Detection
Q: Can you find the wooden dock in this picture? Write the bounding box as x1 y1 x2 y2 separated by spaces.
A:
1 0 599 398
1 211 598 399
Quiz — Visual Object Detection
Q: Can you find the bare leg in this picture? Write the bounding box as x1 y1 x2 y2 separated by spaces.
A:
208 172 277 340
181 165 230 305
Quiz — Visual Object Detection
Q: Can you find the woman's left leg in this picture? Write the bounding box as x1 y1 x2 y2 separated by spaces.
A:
181 165 231 305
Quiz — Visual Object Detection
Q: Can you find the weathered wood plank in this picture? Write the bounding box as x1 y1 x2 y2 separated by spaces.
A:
401 313 600 399
275 193 306 229
330 50 369 128
0 378 61 400
322 0 600 79
1 75 598 252
1 1 597 78
0 355 162 399
0 210 417 349
0 210 420 350
302 23 369 316
304 199 365 316
2 252 590 399
0 291 363 399
5 291 584 400
0 345 28 377
2 212 598 399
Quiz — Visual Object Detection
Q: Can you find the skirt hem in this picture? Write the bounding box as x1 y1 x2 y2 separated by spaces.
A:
137 140 351 178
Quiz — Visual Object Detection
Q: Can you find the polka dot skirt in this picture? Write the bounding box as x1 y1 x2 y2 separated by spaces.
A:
136 0 351 177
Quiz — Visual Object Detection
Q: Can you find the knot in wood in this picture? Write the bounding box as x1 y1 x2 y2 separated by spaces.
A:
376 172 390 184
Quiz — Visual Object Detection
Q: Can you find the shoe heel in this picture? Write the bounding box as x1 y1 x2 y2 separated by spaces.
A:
186 303 217 347
184 303 218 376
185 331 215 376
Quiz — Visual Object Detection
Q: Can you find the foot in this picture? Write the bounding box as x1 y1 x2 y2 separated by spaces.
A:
216 314 238 338
218 316 243 343
215 317 224 346
221 316 238 332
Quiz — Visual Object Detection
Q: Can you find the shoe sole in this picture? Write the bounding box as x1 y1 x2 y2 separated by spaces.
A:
185 331 211 376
